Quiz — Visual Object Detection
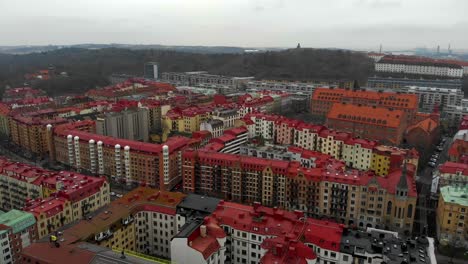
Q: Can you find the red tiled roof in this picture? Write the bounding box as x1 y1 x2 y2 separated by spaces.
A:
327 103 404 128
313 88 418 110
24 197 68 219
438 162 468 175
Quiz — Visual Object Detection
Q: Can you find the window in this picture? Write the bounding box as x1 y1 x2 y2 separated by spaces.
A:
407 204 413 218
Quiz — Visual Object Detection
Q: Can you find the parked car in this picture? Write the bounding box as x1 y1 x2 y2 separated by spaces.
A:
428 162 436 167
116 194 123 198
430 158 437 163
110 192 116 196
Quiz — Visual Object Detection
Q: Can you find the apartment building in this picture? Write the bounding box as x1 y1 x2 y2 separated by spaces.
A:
435 162 468 187
0 210 37 264
368 76 464 91
9 112 68 157
207 127 248 154
162 106 212 135
171 201 323 264
140 100 171 132
51 120 190 190
182 149 417 234
396 86 464 113
326 103 406 145
96 107 149 142
200 119 224 138
246 79 354 93
240 113 418 175
211 108 240 129
24 197 72 239
310 88 418 124
437 185 468 248
172 199 430 264
445 104 468 127
372 145 419 176
0 158 49 211
161 71 253 89
375 56 463 78
342 138 377 171
0 103 10 137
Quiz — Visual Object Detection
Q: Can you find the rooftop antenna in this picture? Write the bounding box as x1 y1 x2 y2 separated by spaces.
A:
379 44 382 54
437 45 440 55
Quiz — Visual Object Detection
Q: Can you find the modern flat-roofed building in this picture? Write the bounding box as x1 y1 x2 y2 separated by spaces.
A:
144 62 158 80
396 85 463 113
367 76 463 90
96 107 149 142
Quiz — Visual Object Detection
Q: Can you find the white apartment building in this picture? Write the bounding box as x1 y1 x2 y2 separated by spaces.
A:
397 86 464 113
342 139 376 171
212 108 240 129
161 71 253 89
0 229 12 264
200 119 224 138
135 210 178 258
445 104 468 127
375 62 464 78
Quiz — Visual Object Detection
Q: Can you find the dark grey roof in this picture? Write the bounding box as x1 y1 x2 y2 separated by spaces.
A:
340 229 432 264
77 243 156 264
177 193 221 215
173 219 203 238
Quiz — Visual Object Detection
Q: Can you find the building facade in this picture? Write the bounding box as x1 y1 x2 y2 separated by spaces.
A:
367 76 463 90
96 107 149 142
326 104 406 145
437 185 468 248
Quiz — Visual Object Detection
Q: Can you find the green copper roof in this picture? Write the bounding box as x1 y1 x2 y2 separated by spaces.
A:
440 185 468 207
0 209 36 234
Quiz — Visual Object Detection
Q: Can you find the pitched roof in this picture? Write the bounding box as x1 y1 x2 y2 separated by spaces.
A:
327 103 404 128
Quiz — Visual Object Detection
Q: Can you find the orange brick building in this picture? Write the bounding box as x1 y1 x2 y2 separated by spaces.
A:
310 88 418 124
9 111 68 156
326 103 406 145
50 120 191 190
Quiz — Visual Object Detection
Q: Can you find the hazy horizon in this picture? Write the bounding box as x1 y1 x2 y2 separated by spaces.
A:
1 0 468 51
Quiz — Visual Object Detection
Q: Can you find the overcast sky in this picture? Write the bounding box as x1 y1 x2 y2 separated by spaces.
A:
1 0 467 50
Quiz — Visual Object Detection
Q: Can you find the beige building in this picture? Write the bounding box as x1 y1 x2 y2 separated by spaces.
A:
437 185 468 248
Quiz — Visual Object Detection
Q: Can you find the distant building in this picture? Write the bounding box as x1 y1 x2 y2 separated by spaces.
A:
144 62 158 80
367 76 463 90
96 107 149 142
108 73 137 84
161 71 253 89
310 87 418 124
395 86 464 113
375 55 463 78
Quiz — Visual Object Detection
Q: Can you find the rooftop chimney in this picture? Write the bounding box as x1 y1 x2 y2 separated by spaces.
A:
200 225 207 238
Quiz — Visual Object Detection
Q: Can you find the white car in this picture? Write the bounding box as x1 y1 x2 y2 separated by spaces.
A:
428 162 436 167
116 194 123 198
110 192 116 196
